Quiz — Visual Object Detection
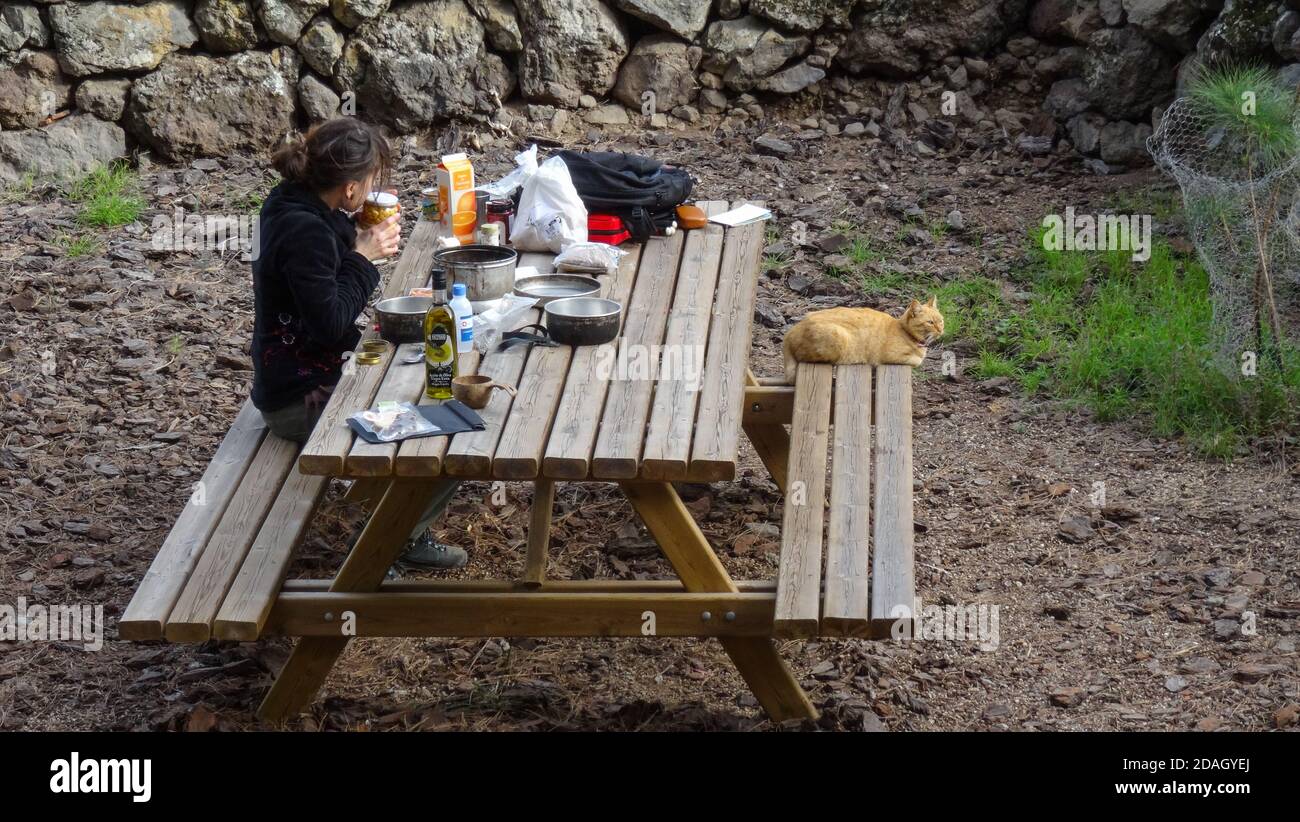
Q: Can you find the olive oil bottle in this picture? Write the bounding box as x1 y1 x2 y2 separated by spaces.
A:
423 267 458 399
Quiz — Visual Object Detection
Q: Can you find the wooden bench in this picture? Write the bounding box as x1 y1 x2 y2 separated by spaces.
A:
769 362 917 640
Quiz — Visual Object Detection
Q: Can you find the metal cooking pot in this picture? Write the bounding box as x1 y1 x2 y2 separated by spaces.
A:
544 297 622 346
374 295 432 344
433 244 518 310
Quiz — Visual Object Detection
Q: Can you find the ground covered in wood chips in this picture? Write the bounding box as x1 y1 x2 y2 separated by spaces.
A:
2 86 1297 731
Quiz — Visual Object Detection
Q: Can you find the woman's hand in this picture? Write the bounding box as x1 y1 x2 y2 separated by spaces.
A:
356 213 401 261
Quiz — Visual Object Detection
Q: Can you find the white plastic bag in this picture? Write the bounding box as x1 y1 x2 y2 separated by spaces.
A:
510 155 587 253
476 144 538 199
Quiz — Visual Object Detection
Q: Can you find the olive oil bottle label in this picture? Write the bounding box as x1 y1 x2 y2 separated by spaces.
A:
424 321 455 398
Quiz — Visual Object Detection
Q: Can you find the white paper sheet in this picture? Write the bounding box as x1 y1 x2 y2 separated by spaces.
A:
709 204 773 227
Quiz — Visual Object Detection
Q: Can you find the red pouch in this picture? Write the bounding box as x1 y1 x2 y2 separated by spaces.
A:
588 213 631 245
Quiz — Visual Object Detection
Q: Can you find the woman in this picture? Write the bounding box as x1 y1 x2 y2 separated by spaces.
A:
251 117 465 568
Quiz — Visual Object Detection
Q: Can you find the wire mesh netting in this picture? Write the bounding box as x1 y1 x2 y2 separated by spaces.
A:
1148 96 1299 367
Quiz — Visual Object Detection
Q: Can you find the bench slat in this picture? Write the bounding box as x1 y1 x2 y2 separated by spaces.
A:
591 230 688 478
687 201 765 481
822 365 873 636
164 433 300 641
640 201 727 480
870 365 915 638
541 244 644 478
774 362 833 638
212 468 330 641
118 400 267 640
441 309 540 477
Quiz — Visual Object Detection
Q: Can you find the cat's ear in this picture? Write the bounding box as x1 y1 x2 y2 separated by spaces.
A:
906 298 920 315
927 295 938 308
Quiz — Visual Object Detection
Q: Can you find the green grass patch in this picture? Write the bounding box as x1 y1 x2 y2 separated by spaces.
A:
940 233 1300 458
66 162 144 227
59 234 101 258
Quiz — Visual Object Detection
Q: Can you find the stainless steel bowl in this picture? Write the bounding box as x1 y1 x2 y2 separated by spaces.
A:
514 273 602 306
544 297 622 346
434 244 519 310
374 295 432 344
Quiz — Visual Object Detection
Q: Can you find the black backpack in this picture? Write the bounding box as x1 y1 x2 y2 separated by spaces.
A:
556 150 694 242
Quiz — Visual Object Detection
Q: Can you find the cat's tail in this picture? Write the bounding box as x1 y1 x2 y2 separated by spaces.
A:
783 334 796 383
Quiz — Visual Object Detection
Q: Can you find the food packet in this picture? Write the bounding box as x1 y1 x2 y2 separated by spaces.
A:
348 401 436 442
554 242 628 276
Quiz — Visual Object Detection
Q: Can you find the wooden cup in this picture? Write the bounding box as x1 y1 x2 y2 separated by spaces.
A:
452 375 516 409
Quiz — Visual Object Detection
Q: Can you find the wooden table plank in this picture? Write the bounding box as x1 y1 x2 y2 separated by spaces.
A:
441 309 541 477
119 400 267 640
343 342 427 476
870 365 915 638
640 200 728 480
774 363 832 638
541 244 644 478
822 365 873 636
590 230 688 478
688 202 766 481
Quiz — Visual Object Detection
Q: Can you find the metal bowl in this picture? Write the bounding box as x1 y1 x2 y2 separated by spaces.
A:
514 273 602 306
434 244 519 310
374 295 432 344
544 297 622 346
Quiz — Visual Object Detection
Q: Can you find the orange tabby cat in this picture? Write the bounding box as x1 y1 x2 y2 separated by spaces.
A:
783 297 945 380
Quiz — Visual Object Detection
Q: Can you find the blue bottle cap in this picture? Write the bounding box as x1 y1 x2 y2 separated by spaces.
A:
451 283 467 297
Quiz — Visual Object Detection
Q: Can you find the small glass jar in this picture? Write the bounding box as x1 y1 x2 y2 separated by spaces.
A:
485 198 513 240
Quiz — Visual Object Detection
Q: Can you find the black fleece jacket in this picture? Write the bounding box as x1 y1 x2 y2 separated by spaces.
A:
251 181 380 412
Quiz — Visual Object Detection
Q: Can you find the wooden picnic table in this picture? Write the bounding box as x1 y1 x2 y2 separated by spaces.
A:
252 201 823 722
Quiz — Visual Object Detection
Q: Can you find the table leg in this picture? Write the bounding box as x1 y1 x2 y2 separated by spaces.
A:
521 478 555 587
342 477 388 512
619 482 818 722
258 478 454 722
743 369 790 493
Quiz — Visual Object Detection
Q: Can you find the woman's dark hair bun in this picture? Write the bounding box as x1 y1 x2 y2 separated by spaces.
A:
271 133 310 183
271 118 390 193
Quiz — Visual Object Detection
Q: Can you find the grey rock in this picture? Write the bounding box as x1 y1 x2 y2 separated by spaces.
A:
1083 26 1175 120
1067 111 1106 154
585 103 630 125
836 27 922 78
1099 119 1153 165
0 113 127 183
1044 77 1091 120
615 0 710 40
466 0 522 52
48 1 197 77
1275 10 1300 60
703 16 811 92
946 209 964 231
126 51 296 160
1099 0 1124 25
842 121 866 136
749 0 827 32
297 13 345 76
330 0 391 29
753 134 794 156
517 0 629 105
1124 0 1219 53
754 300 785 328
75 77 132 122
0 3 49 52
670 103 699 122
716 0 744 19
193 0 261 52
338 0 508 129
1057 516 1094 543
756 60 825 94
0 50 70 129
1197 0 1279 64
298 72 341 121
613 33 699 112
258 0 329 44
698 87 728 112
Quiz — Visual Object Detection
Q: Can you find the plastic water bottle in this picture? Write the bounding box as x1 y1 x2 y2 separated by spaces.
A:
449 282 474 359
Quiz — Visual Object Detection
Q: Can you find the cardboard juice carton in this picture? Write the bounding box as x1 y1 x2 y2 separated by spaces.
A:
437 153 476 237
